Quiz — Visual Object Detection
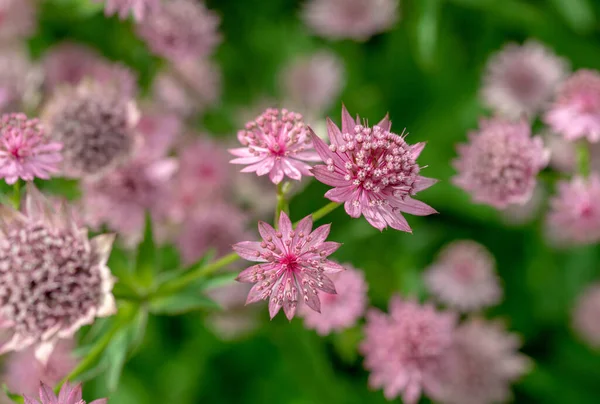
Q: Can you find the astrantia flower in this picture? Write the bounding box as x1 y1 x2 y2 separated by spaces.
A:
453 118 549 209
424 240 501 312
360 297 456 403
482 40 568 119
229 108 320 184
97 0 159 21
302 0 398 41
572 283 600 348
0 184 116 363
42 81 139 178
24 382 106 404
0 113 62 184
430 318 531 404
546 174 600 246
233 212 344 320
0 0 36 41
300 263 367 335
136 0 221 61
0 47 42 113
311 106 437 232
544 69 600 142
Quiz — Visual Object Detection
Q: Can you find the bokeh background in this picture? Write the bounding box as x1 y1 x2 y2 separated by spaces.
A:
9 0 600 402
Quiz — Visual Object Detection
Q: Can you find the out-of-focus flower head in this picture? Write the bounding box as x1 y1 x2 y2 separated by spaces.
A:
360 297 456 404
453 118 549 209
500 182 546 226
425 240 502 312
482 40 568 119
300 263 367 335
572 283 600 348
230 108 320 184
0 47 42 113
546 174 600 246
205 282 258 340
0 113 62 184
311 105 437 232
136 0 221 61
96 0 160 21
544 69 600 142
234 212 345 320
24 382 107 404
0 0 36 42
42 80 140 178
0 184 116 364
302 0 398 41
545 131 577 174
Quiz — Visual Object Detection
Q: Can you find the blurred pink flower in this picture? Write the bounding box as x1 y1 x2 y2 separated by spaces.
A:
280 51 345 114
545 132 577 173
311 105 437 231
360 297 456 404
302 0 398 41
97 0 160 21
300 263 367 335
482 40 568 119
24 382 106 404
453 118 549 209
0 0 36 41
424 240 501 312
546 174 600 246
500 183 546 226
205 282 258 340
429 318 531 404
233 212 345 320
4 339 77 397
230 108 320 184
0 184 116 364
0 113 62 184
544 69 600 142
136 0 221 61
0 47 42 113
135 110 182 159
573 283 600 348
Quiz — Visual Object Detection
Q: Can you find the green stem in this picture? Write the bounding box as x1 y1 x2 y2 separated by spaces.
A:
577 141 590 178
274 182 289 227
309 202 341 222
11 180 21 210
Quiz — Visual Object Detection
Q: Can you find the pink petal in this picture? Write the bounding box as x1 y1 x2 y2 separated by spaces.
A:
305 224 331 249
344 199 362 218
387 209 412 232
412 176 438 193
303 283 321 313
325 185 356 202
246 282 268 304
321 260 346 273
229 147 255 157
395 197 438 216
269 162 284 184
341 104 357 134
313 166 347 187
40 383 57 403
377 113 392 132
236 264 273 283
295 215 313 236
278 211 293 236
326 117 345 146
411 142 426 159
232 241 267 262
281 159 303 180
309 128 335 162
363 207 387 231
317 241 342 255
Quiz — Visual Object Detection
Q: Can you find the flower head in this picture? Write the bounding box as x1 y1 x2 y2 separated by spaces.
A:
97 0 159 21
544 69 600 142
0 184 116 363
229 108 320 184
425 240 501 312
572 283 600 348
311 105 437 231
302 0 398 41
482 40 568 119
546 174 600 246
24 382 106 404
136 0 221 61
300 263 367 335
429 318 531 404
453 118 549 209
42 81 139 178
0 0 36 41
0 113 62 184
0 47 42 113
360 297 456 404
233 212 344 320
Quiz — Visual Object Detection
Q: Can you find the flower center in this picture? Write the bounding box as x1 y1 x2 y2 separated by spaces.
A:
279 254 299 272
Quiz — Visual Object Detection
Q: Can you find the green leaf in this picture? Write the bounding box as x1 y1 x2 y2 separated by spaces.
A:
549 0 595 34
154 249 216 286
2 384 24 404
414 0 441 70
149 290 221 316
197 272 238 292
134 213 158 287
105 327 129 392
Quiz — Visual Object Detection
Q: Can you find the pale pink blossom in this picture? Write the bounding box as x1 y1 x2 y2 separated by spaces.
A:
97 0 160 21
360 297 456 404
233 212 345 320
300 263 367 335
0 0 36 41
572 283 600 348
311 105 437 231
544 69 600 142
425 240 501 312
24 382 106 404
482 40 568 119
302 0 398 41
453 118 549 209
230 108 320 184
0 113 62 184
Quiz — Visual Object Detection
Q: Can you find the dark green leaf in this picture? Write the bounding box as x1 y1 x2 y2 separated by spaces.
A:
134 213 158 287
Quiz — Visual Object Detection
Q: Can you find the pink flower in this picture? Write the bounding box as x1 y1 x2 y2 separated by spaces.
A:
482 40 568 119
546 174 600 246
4 339 77 397
0 47 42 114
0 0 36 42
300 263 367 335
360 297 456 404
233 212 345 320
430 318 531 404
572 283 600 348
0 113 62 184
453 118 549 209
311 105 437 232
302 0 398 41
424 240 501 312
544 69 600 142
136 0 221 61
24 382 106 404
0 184 116 364
229 108 320 184
97 0 160 21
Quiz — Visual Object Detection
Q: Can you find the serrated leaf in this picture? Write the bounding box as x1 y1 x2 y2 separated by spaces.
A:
134 213 158 287
149 291 220 315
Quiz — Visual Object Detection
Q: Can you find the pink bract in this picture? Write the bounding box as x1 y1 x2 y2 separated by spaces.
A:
98 0 160 21
24 382 107 404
